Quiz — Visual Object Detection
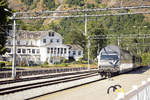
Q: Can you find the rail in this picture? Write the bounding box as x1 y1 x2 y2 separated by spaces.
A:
115 78 150 100
0 71 99 96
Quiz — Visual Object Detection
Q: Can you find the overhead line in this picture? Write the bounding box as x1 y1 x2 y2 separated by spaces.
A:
15 5 150 15
14 11 150 20
89 34 150 39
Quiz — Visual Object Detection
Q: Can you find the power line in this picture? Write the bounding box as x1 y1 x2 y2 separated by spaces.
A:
89 34 150 39
15 5 150 15
10 5 150 20
13 11 150 20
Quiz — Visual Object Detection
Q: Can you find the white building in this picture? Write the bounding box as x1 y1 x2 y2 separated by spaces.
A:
67 45 83 61
3 30 83 65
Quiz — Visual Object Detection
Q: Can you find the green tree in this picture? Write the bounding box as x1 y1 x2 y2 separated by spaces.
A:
43 0 56 10
88 23 107 59
0 0 12 55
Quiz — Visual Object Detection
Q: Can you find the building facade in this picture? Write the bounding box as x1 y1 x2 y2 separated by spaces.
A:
3 30 83 65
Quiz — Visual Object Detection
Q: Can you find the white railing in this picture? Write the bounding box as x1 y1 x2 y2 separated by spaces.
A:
115 78 150 100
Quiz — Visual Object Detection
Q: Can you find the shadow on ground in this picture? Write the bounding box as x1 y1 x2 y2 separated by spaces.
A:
127 66 150 74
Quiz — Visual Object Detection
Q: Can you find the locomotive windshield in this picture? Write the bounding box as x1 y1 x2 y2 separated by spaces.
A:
100 55 118 60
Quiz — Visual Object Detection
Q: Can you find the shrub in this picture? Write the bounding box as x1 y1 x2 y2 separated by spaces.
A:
0 62 5 68
5 61 12 66
43 61 48 65
141 53 150 66
62 59 69 63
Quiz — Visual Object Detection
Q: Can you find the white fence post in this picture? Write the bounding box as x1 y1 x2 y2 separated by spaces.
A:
132 85 139 100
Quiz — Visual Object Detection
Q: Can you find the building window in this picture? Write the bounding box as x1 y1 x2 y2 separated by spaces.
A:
78 51 81 55
61 48 63 54
37 49 40 54
26 41 28 45
17 41 20 45
58 48 60 54
49 32 55 37
17 49 21 53
54 48 56 54
47 48 50 53
32 49 35 54
22 49 26 53
27 49 31 54
43 39 46 43
7 40 11 45
57 39 59 43
50 39 53 43
73 51 76 55
64 48 66 54
7 48 11 53
52 32 54 36
51 48 53 54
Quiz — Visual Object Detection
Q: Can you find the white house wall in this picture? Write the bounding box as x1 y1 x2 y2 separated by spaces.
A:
40 47 47 62
4 30 83 65
40 34 63 46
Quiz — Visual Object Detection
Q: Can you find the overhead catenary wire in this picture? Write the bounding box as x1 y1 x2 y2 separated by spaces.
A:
88 34 150 39
8 5 150 20
14 5 150 15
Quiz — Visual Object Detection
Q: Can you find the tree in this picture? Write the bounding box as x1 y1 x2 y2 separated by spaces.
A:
0 0 12 55
88 23 107 59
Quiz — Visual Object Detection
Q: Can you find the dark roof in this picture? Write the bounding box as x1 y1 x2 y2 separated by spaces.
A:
67 44 83 50
9 30 62 40
100 45 120 54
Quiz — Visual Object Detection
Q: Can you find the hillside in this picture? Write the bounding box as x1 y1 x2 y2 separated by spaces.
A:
6 0 150 60
7 0 150 25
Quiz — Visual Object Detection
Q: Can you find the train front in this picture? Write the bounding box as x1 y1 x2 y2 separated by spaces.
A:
97 45 120 77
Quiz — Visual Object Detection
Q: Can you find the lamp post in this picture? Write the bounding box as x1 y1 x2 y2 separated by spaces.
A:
12 13 16 79
4 8 17 79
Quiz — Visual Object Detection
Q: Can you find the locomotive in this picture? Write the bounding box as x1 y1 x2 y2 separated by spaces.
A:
97 45 141 78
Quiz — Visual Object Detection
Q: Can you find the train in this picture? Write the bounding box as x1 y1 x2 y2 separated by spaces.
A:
97 45 141 78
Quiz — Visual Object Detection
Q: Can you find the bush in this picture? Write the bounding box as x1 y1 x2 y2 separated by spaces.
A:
0 62 5 68
141 53 150 66
43 61 48 65
62 59 69 63
5 61 12 66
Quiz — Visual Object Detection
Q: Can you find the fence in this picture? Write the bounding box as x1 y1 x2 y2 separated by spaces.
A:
116 78 150 100
0 67 88 78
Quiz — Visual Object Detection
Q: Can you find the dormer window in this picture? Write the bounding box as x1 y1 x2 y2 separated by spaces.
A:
52 32 54 36
43 39 46 43
49 32 54 37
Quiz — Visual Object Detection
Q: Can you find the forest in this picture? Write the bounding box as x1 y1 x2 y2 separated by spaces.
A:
2 0 150 65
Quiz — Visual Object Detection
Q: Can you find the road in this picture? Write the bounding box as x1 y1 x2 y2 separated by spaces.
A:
32 66 150 100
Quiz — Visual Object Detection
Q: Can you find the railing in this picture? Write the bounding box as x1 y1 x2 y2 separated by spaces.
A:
115 78 150 100
0 67 89 78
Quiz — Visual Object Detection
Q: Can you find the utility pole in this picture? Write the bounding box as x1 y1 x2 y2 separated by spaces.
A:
88 36 90 70
12 13 16 79
117 36 120 46
85 13 87 36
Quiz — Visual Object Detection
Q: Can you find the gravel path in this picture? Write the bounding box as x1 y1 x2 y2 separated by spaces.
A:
32 66 150 100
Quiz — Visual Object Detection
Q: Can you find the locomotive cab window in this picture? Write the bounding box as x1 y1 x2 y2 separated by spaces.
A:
100 55 118 60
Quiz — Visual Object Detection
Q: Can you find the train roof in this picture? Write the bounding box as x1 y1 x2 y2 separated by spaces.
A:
100 45 120 54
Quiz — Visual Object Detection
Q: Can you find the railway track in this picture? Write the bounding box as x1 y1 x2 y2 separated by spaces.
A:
0 70 99 95
0 70 98 85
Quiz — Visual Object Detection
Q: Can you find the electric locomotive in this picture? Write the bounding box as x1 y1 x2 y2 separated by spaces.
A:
97 45 141 78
